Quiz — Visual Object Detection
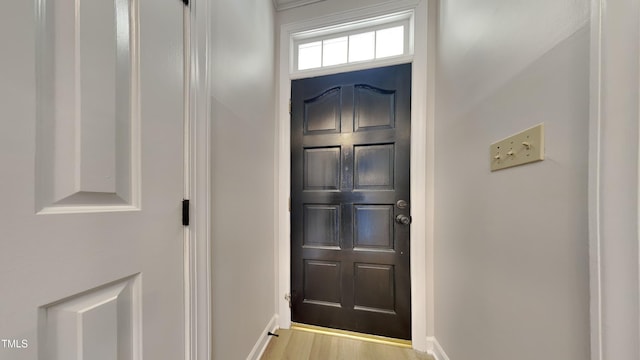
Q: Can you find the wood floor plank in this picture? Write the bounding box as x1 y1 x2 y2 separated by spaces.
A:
309 333 338 360
260 329 434 360
261 329 292 359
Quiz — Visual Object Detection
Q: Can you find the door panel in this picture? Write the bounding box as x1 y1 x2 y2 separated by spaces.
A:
291 64 412 339
0 0 185 358
36 0 139 212
39 276 140 360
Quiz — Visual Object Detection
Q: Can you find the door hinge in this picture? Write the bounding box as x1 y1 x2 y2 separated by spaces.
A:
289 99 292 115
288 197 291 212
285 293 292 308
182 199 190 226
181 0 189 6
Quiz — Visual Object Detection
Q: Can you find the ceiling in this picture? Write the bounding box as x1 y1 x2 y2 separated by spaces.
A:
273 0 326 11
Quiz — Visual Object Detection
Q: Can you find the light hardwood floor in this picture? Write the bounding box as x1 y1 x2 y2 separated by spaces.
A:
260 329 434 360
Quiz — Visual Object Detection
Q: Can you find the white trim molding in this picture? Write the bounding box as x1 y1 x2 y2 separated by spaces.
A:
589 0 640 359
273 0 326 12
426 337 450 360
246 315 279 360
186 0 212 359
276 0 435 352
290 11 414 76
588 0 603 359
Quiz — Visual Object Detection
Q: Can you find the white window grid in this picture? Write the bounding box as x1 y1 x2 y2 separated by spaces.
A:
291 11 414 75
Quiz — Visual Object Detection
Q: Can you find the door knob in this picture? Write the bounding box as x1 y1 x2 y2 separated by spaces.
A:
395 214 412 225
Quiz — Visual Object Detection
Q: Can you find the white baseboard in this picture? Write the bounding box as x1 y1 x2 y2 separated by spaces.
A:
246 314 279 360
426 336 450 360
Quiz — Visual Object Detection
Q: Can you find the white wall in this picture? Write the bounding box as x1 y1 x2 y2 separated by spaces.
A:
434 0 591 359
209 0 276 359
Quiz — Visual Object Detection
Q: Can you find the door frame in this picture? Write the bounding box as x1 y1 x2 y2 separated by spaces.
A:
185 1 211 359
588 0 640 359
275 0 436 351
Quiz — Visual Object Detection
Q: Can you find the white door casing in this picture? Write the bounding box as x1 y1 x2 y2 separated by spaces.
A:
589 0 640 359
0 0 198 359
185 0 213 359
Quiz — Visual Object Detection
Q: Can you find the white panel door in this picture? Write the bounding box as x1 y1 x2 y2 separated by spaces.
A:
0 0 186 358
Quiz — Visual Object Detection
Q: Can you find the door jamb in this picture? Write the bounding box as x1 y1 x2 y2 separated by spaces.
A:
185 1 212 359
588 0 640 358
275 0 436 351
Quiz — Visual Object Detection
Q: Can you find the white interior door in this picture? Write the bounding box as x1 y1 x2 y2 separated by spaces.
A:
0 0 186 359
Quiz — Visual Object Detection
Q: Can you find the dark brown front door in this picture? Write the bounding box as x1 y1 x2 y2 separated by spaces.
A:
290 63 412 339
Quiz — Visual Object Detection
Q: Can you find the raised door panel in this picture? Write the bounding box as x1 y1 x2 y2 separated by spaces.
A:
353 264 396 314
304 147 341 190
304 87 342 134
303 260 342 307
354 85 395 131
39 276 140 360
304 205 341 248
35 0 139 213
354 144 395 190
353 205 394 250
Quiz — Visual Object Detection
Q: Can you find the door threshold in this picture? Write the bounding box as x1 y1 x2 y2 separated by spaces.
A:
290 322 412 348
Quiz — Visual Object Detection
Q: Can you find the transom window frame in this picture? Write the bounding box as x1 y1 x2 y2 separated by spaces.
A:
290 10 415 78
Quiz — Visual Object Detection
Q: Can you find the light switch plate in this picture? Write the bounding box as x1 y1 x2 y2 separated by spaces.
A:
490 123 544 171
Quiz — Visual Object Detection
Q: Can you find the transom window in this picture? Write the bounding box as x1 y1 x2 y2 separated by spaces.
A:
292 11 414 74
